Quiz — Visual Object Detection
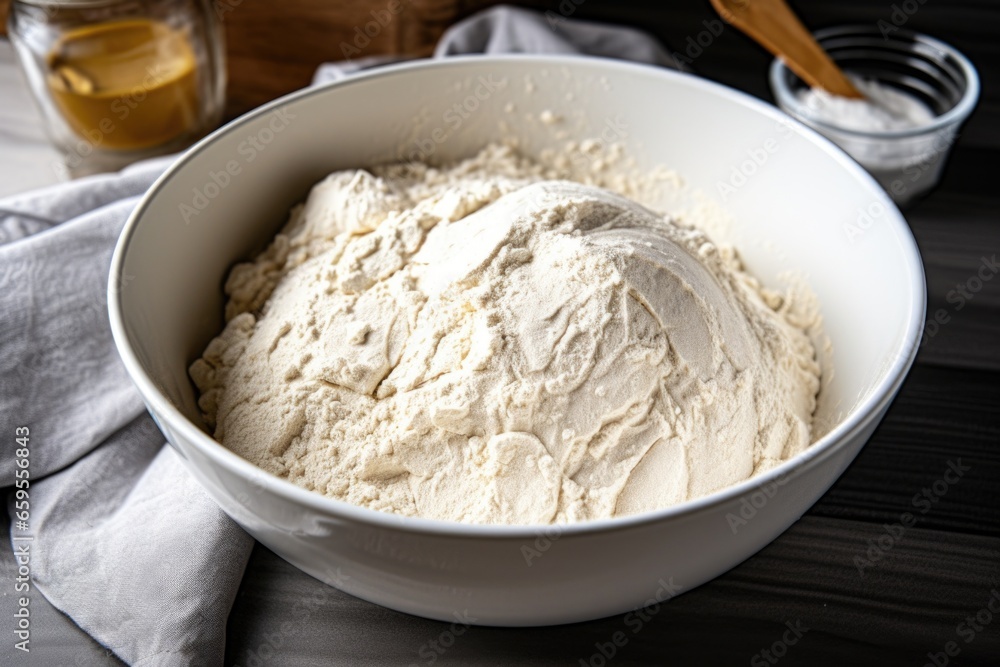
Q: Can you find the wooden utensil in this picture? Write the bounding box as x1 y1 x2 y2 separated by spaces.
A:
711 0 864 98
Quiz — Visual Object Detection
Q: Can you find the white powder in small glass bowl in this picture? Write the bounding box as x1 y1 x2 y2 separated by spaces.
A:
796 78 935 133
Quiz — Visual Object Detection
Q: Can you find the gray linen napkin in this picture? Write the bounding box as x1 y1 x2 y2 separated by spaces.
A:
3 5 675 665
1 159 254 666
434 4 681 67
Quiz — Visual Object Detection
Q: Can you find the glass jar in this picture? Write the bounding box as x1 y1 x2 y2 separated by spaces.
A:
8 0 226 176
770 26 979 206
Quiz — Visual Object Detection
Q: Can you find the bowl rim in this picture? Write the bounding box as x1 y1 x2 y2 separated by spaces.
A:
108 53 927 539
769 24 981 140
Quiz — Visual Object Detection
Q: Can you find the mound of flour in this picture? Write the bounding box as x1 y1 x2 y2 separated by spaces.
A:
190 145 820 524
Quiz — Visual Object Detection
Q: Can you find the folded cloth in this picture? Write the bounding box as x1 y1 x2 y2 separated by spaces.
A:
434 4 683 69
2 6 674 666
1 158 255 665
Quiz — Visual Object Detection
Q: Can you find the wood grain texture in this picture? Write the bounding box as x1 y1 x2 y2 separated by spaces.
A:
224 521 1000 666
219 0 499 116
219 0 462 116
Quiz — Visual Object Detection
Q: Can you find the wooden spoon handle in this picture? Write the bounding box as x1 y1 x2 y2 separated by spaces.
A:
711 0 864 98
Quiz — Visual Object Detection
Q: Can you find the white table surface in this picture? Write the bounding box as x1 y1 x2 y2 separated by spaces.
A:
0 38 65 198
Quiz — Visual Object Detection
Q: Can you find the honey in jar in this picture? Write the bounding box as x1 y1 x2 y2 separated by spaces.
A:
46 18 199 151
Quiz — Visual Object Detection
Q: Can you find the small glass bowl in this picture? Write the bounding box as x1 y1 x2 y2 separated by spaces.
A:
770 25 979 206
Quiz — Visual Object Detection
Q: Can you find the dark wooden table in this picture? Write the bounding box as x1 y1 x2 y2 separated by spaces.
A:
3 1 998 665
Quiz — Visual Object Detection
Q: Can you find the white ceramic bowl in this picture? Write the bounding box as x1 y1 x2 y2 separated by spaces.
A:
108 56 925 626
